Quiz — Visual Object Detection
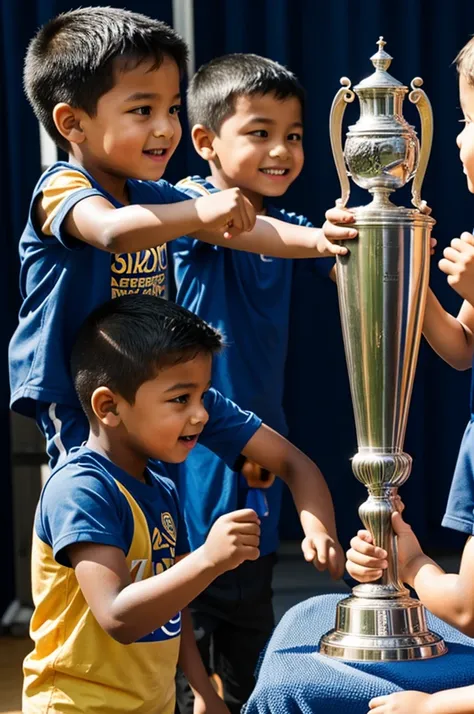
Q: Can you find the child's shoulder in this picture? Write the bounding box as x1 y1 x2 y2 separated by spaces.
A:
41 446 124 508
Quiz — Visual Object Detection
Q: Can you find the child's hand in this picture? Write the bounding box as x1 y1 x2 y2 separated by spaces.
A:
368 691 432 713
322 205 358 242
346 530 388 583
195 188 256 239
301 532 345 579
202 509 260 575
346 511 425 585
439 232 474 304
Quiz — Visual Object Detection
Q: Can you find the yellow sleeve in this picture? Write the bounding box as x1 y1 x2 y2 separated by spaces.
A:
41 169 93 236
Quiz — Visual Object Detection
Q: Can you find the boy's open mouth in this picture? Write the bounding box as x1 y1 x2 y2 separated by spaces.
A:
143 148 168 158
259 168 289 176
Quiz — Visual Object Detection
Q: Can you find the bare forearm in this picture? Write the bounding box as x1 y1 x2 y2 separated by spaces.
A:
196 217 325 258
427 685 474 714
284 459 338 539
406 557 474 634
423 289 473 370
109 548 218 644
100 201 203 253
178 608 216 701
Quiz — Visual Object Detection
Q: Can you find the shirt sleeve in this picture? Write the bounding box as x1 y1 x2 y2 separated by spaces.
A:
40 169 106 249
38 468 132 567
199 388 262 468
442 420 474 535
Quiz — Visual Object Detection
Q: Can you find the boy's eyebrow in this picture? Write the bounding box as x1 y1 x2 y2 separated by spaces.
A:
165 380 212 392
125 92 181 102
243 116 303 129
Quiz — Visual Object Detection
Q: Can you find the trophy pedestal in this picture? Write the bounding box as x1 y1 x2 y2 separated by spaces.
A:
320 588 447 661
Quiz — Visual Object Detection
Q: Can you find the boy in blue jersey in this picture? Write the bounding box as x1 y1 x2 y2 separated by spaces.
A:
326 35 474 714
25 293 344 714
168 54 343 713
9 7 354 470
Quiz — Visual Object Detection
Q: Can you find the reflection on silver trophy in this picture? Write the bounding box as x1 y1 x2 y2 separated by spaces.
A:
319 38 447 661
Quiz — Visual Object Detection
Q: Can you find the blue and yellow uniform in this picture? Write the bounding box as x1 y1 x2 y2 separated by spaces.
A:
24 446 188 713
8 162 189 465
24 393 261 714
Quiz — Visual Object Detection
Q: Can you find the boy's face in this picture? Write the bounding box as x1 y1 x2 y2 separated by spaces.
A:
78 56 182 183
115 352 212 464
457 73 474 193
206 93 304 206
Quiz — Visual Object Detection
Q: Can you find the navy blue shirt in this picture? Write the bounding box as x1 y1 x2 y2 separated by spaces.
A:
169 176 334 554
9 162 189 417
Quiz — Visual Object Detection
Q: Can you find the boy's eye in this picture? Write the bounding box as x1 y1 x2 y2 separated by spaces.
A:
288 132 302 141
170 104 182 115
131 106 152 116
249 130 268 138
170 394 189 404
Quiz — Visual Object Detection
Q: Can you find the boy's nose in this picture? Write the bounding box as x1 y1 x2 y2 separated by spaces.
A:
456 131 463 149
269 144 289 160
152 119 174 140
190 407 209 427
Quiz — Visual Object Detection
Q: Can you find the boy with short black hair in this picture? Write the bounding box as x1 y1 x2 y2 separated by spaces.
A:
327 34 474 714
9 7 354 470
25 293 343 714
169 53 344 713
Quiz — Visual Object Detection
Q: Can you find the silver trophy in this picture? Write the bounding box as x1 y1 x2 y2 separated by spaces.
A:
319 38 447 661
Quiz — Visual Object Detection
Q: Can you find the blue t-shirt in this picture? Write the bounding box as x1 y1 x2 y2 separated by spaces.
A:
9 161 189 418
168 176 334 554
25 390 261 713
26 446 188 713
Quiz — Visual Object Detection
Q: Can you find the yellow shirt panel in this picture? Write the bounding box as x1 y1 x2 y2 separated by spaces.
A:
23 479 180 714
40 169 95 237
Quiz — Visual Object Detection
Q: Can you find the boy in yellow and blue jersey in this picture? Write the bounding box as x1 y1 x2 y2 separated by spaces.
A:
168 54 342 712
25 293 344 714
8 7 354 470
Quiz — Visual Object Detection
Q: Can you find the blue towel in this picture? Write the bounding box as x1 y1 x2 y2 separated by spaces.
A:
243 593 474 714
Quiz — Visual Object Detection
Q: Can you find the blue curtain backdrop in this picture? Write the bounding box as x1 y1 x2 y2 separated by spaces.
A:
2 1 474 606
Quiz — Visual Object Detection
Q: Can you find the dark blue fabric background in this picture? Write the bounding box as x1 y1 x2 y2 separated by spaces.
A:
2 0 474 610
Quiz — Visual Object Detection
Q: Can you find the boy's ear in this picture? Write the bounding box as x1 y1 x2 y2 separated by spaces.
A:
191 124 217 161
90 387 122 427
52 103 87 145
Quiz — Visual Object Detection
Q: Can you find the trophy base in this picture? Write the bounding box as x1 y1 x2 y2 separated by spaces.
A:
319 592 447 661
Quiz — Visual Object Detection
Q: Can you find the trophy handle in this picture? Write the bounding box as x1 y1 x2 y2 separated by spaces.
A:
409 77 433 211
329 77 355 208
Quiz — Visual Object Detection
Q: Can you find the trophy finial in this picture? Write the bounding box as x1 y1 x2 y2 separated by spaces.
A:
370 36 393 72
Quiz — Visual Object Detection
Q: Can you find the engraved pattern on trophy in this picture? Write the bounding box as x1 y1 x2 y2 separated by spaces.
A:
320 38 447 661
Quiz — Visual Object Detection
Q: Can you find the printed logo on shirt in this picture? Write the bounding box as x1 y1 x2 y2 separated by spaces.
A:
161 512 177 543
111 246 168 299
260 254 273 263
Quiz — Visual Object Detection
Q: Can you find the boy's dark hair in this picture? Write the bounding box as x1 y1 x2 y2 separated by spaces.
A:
456 37 474 85
187 53 305 133
71 294 222 420
24 6 188 152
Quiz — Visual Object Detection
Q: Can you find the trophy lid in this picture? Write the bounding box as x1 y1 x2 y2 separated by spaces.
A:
354 37 405 90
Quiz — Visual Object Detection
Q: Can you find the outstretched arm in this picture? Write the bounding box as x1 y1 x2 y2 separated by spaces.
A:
68 508 260 644
422 290 474 370
241 424 344 578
